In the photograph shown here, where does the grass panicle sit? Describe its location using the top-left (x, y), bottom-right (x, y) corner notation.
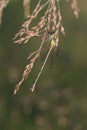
top-left (13, 0), bottom-right (79, 94)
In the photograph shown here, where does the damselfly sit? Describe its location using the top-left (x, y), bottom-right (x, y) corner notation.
top-left (31, 29), bottom-right (58, 92)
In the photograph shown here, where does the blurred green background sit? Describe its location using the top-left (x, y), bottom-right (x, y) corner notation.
top-left (0, 0), bottom-right (87, 130)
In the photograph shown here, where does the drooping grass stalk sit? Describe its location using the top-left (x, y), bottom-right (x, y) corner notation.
top-left (13, 0), bottom-right (79, 94)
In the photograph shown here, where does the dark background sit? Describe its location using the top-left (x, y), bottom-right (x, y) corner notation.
top-left (0, 0), bottom-right (87, 130)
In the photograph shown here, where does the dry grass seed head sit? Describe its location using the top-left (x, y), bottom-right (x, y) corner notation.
top-left (14, 0), bottom-right (79, 94)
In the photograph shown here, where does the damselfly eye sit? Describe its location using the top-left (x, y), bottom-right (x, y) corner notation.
top-left (48, 30), bottom-right (56, 35)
